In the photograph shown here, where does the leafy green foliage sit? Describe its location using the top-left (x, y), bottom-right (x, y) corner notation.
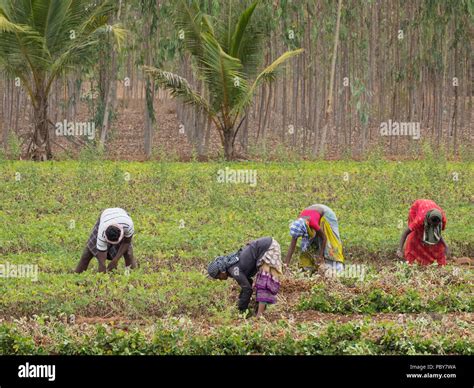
top-left (0, 159), bottom-right (472, 354)
top-left (299, 264), bottom-right (472, 314)
top-left (144, 0), bottom-right (303, 158)
top-left (0, 319), bottom-right (471, 355)
top-left (0, 0), bottom-right (124, 92)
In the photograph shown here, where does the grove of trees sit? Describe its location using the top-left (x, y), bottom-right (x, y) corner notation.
top-left (1, 0), bottom-right (472, 160)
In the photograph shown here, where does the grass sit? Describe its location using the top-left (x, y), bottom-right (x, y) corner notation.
top-left (0, 158), bottom-right (472, 354)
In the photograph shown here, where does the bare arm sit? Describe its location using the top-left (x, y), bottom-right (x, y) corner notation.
top-left (96, 251), bottom-right (107, 273)
top-left (285, 238), bottom-right (298, 265)
top-left (440, 237), bottom-right (450, 257)
top-left (316, 229), bottom-right (327, 262)
top-left (397, 227), bottom-right (411, 258)
top-left (107, 236), bottom-right (132, 271)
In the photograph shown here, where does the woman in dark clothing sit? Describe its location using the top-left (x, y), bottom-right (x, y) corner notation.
top-left (207, 237), bottom-right (282, 317)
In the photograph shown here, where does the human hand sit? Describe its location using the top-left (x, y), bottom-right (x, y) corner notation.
top-left (107, 261), bottom-right (118, 272)
top-left (445, 246), bottom-right (451, 258)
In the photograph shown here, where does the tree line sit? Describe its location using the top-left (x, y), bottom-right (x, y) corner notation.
top-left (0, 0), bottom-right (472, 160)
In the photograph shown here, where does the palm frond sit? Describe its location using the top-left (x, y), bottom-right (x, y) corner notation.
top-left (174, 0), bottom-right (211, 61)
top-left (0, 14), bottom-right (26, 33)
top-left (254, 49), bottom-right (304, 84)
top-left (109, 24), bottom-right (127, 50)
top-left (229, 0), bottom-right (258, 58)
top-left (200, 31), bottom-right (248, 116)
top-left (0, 0), bottom-right (122, 103)
top-left (213, 0), bottom-right (263, 79)
top-left (144, 66), bottom-right (213, 115)
top-left (231, 48), bottom-right (304, 116)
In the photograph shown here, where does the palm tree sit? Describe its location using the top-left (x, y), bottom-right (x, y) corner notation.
top-left (144, 0), bottom-right (303, 160)
top-left (0, 0), bottom-right (125, 160)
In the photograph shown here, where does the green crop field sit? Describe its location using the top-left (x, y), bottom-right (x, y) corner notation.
top-left (0, 158), bottom-right (472, 355)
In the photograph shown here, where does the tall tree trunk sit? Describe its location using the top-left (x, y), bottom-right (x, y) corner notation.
top-left (30, 86), bottom-right (52, 160)
top-left (319, 0), bottom-right (342, 157)
top-left (144, 78), bottom-right (155, 158)
top-left (99, 0), bottom-right (122, 149)
top-left (223, 129), bottom-right (234, 160)
top-left (143, 11), bottom-right (155, 159)
top-left (2, 76), bottom-right (9, 151)
top-left (282, 68), bottom-right (287, 142)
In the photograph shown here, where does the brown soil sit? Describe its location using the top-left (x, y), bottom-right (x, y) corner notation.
top-left (453, 257), bottom-right (473, 266)
top-left (6, 94), bottom-right (473, 161)
top-left (75, 316), bottom-right (135, 325)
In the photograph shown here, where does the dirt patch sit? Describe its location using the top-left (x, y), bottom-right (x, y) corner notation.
top-left (74, 315), bottom-right (145, 330)
top-left (136, 254), bottom-right (473, 274)
top-left (75, 316), bottom-right (135, 325)
top-left (280, 277), bottom-right (314, 294)
top-left (452, 257), bottom-right (473, 266)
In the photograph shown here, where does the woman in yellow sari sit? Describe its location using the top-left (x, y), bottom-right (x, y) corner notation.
top-left (284, 204), bottom-right (344, 273)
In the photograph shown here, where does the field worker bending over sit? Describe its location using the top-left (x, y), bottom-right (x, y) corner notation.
top-left (285, 204), bottom-right (345, 273)
top-left (397, 199), bottom-right (449, 266)
top-left (75, 208), bottom-right (137, 273)
top-left (207, 237), bottom-right (282, 318)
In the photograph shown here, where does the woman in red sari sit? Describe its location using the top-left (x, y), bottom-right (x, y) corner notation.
top-left (397, 199), bottom-right (450, 265)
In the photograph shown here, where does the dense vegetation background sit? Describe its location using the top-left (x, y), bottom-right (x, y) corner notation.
top-left (0, 0), bottom-right (472, 160)
top-left (0, 0), bottom-right (472, 355)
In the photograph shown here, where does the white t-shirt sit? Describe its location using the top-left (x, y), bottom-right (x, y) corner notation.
top-left (97, 208), bottom-right (134, 251)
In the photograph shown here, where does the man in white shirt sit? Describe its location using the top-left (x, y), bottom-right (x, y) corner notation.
top-left (75, 208), bottom-right (137, 273)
